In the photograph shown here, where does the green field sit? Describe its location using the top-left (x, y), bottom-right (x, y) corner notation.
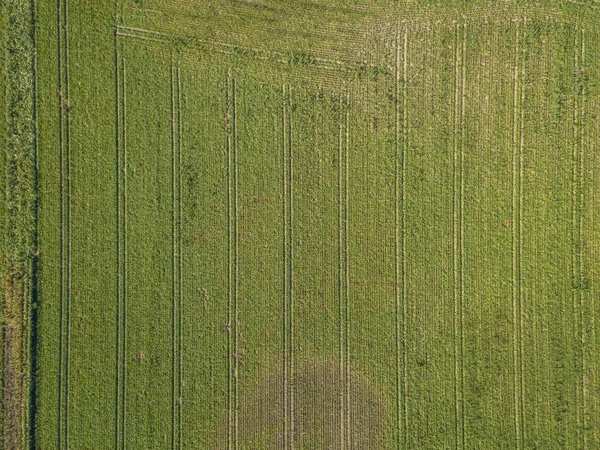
top-left (3, 0), bottom-right (600, 448)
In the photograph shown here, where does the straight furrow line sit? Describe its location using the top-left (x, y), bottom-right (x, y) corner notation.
top-left (177, 64), bottom-right (183, 450)
top-left (232, 74), bottom-right (239, 450)
top-left (282, 83), bottom-right (289, 450)
top-left (401, 28), bottom-right (408, 449)
top-left (226, 69), bottom-right (233, 450)
top-left (121, 57), bottom-right (128, 450)
top-left (518, 22), bottom-right (526, 448)
top-left (170, 58), bottom-right (176, 450)
top-left (393, 27), bottom-right (402, 450)
top-left (65, 0), bottom-right (73, 443)
top-left (571, 29), bottom-right (580, 446)
top-left (287, 85), bottom-right (295, 450)
top-left (344, 89), bottom-right (351, 450)
top-left (511, 22), bottom-right (523, 450)
top-left (573, 28), bottom-right (586, 449)
top-left (459, 23), bottom-right (467, 450)
top-left (57, 0), bottom-right (65, 442)
top-left (452, 23), bottom-right (459, 450)
top-left (451, 22), bottom-right (465, 450)
top-left (114, 29), bottom-right (121, 450)
top-left (169, 57), bottom-right (183, 450)
top-left (57, 0), bottom-right (72, 447)
top-left (113, 40), bottom-right (128, 450)
top-left (578, 29), bottom-right (586, 450)
top-left (589, 29), bottom-right (600, 450)
top-left (226, 69), bottom-right (239, 450)
top-left (337, 93), bottom-right (345, 450)
top-left (281, 83), bottom-right (295, 449)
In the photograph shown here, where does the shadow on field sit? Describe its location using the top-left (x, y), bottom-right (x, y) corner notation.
top-left (213, 358), bottom-right (386, 449)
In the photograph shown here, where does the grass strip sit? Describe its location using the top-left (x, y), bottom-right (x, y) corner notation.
top-left (2, 0), bottom-right (37, 448)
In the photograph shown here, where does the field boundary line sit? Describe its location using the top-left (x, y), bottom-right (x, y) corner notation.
top-left (2, 0), bottom-right (40, 445)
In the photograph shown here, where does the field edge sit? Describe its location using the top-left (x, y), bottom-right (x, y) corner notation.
top-left (1, 0), bottom-right (38, 448)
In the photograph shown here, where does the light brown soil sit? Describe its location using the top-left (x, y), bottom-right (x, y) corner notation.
top-left (215, 357), bottom-right (386, 449)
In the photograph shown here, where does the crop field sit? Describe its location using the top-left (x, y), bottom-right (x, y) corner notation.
top-left (2, 0), bottom-right (600, 448)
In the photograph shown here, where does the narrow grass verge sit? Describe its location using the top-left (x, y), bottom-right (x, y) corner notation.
top-left (2, 0), bottom-right (37, 448)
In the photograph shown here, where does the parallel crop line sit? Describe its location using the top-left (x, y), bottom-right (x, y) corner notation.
top-left (452, 22), bottom-right (466, 450)
top-left (570, 29), bottom-right (579, 447)
top-left (394, 27), bottom-right (409, 449)
top-left (344, 89), bottom-right (351, 450)
top-left (57, 0), bottom-right (71, 447)
top-left (518, 22), bottom-right (526, 449)
top-left (225, 71), bottom-right (240, 450)
top-left (579, 30), bottom-right (586, 450)
top-left (170, 58), bottom-right (176, 450)
top-left (452, 23), bottom-right (459, 450)
top-left (121, 57), bottom-right (128, 450)
top-left (287, 86), bottom-right (295, 450)
top-left (169, 58), bottom-right (183, 450)
top-left (337, 93), bottom-right (345, 450)
top-left (232, 75), bottom-right (239, 450)
top-left (511, 22), bottom-right (524, 450)
top-left (114, 29), bottom-right (121, 450)
top-left (573, 28), bottom-right (586, 450)
top-left (114, 40), bottom-right (128, 450)
top-left (282, 83), bottom-right (294, 450)
top-left (459, 23), bottom-right (467, 450)
top-left (393, 27), bottom-right (401, 450)
top-left (401, 29), bottom-right (409, 449)
top-left (226, 69), bottom-right (233, 450)
top-left (282, 84), bottom-right (288, 450)
top-left (177, 65), bottom-right (183, 450)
